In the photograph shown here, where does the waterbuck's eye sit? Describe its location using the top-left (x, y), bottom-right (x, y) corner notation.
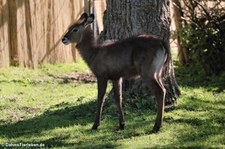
top-left (72, 28), bottom-right (78, 32)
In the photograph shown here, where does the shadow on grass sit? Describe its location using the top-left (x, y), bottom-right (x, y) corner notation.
top-left (0, 96), bottom-right (156, 148)
top-left (165, 113), bottom-right (224, 148)
top-left (1, 93), bottom-right (223, 148)
top-left (0, 99), bottom-right (95, 147)
top-left (40, 135), bottom-right (117, 148)
top-left (0, 94), bottom-right (224, 148)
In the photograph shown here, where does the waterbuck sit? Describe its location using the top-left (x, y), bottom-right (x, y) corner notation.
top-left (62, 13), bottom-right (170, 132)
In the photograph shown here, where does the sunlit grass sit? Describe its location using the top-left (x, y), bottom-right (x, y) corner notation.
top-left (0, 59), bottom-right (224, 148)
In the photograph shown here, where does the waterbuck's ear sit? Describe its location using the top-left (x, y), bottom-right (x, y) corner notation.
top-left (79, 13), bottom-right (88, 21)
top-left (86, 14), bottom-right (94, 24)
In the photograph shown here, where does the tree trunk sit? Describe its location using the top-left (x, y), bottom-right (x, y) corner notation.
top-left (99, 0), bottom-right (180, 104)
top-left (99, 0), bottom-right (171, 41)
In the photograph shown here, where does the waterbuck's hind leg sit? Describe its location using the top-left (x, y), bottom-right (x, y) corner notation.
top-left (92, 77), bottom-right (108, 130)
top-left (141, 48), bottom-right (167, 133)
top-left (143, 76), bottom-right (166, 133)
top-left (152, 62), bottom-right (166, 133)
top-left (152, 80), bottom-right (166, 133)
top-left (112, 78), bottom-right (125, 130)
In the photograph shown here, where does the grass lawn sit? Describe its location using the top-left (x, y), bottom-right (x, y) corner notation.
top-left (0, 60), bottom-right (224, 148)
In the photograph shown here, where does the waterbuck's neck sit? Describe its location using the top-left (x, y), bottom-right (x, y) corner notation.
top-left (76, 26), bottom-right (97, 65)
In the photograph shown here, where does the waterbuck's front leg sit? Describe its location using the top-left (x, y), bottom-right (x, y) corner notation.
top-left (92, 77), bottom-right (108, 130)
top-left (112, 78), bottom-right (125, 130)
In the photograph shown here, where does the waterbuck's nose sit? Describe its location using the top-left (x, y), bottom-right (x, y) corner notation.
top-left (62, 37), bottom-right (70, 45)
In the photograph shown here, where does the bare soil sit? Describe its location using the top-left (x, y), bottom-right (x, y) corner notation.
top-left (54, 73), bottom-right (97, 83)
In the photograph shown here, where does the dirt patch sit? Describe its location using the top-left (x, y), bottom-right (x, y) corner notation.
top-left (55, 73), bottom-right (97, 83)
top-left (20, 107), bottom-right (41, 114)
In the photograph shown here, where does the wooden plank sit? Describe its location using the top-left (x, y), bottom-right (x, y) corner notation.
top-left (8, 0), bottom-right (19, 66)
top-left (0, 0), bottom-right (10, 67)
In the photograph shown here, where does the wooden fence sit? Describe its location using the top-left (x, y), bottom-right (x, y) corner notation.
top-left (0, 0), bottom-right (105, 68)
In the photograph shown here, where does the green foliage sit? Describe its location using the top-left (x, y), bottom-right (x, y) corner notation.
top-left (121, 91), bottom-right (156, 110)
top-left (180, 0), bottom-right (225, 74)
top-left (0, 61), bottom-right (224, 148)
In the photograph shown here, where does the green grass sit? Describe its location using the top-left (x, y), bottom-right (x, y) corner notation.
top-left (0, 60), bottom-right (224, 148)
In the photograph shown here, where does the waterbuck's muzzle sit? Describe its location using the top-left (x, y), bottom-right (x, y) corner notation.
top-left (62, 37), bottom-right (70, 45)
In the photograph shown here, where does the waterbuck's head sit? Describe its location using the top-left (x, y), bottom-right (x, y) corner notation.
top-left (62, 13), bottom-right (94, 45)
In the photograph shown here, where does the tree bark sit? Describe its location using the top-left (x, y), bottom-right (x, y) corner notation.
top-left (99, 0), bottom-right (171, 42)
top-left (99, 0), bottom-right (180, 104)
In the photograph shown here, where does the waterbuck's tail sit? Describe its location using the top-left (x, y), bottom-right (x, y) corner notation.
top-left (162, 41), bottom-right (181, 105)
top-left (163, 41), bottom-right (171, 71)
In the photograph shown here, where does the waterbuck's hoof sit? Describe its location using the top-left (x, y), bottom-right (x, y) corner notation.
top-left (92, 124), bottom-right (99, 130)
top-left (152, 125), bottom-right (161, 133)
top-left (119, 123), bottom-right (125, 130)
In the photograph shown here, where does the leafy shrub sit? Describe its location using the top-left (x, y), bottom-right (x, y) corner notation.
top-left (180, 0), bottom-right (225, 75)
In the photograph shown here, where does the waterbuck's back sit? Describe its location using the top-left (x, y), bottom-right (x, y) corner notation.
top-left (90, 35), bottom-right (167, 80)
